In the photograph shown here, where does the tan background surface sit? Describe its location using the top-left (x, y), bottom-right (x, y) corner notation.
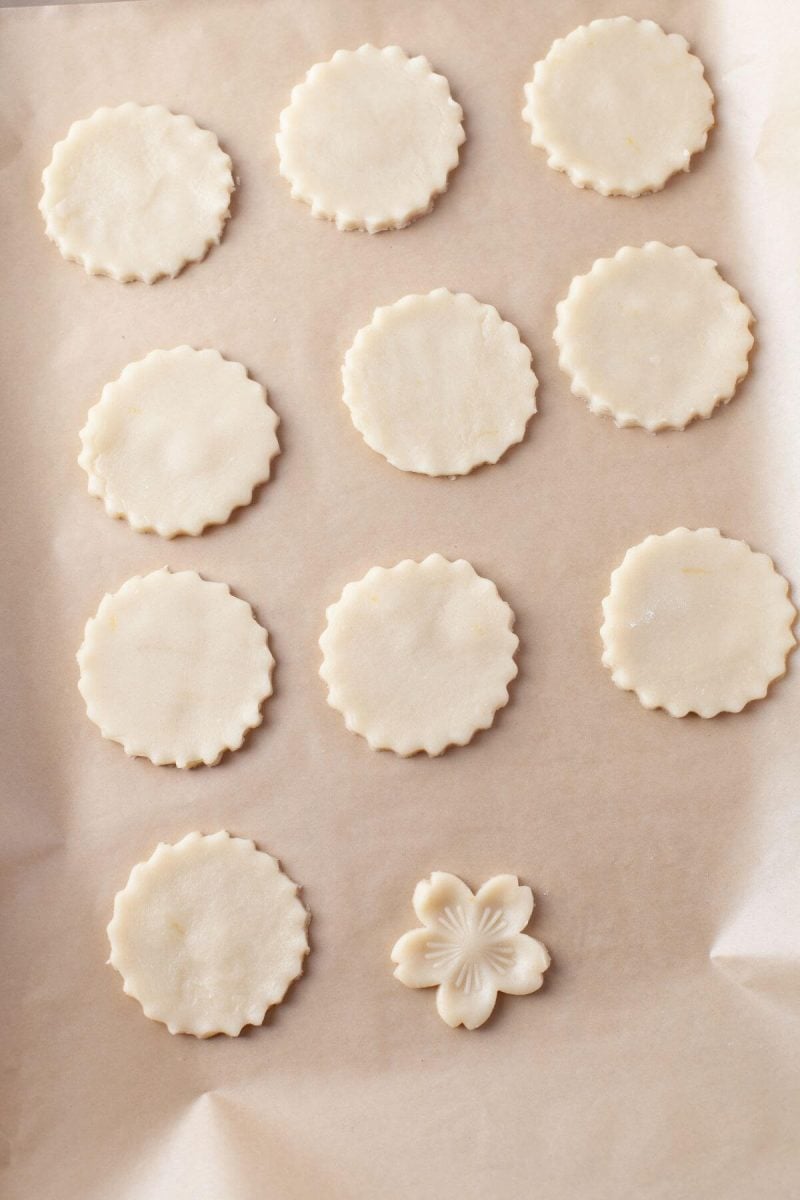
top-left (2, 1), bottom-right (799, 1196)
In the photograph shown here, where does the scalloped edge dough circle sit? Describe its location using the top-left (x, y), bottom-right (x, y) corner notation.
top-left (554, 243), bottom-right (754, 431)
top-left (78, 568), bottom-right (274, 767)
top-left (342, 290), bottom-right (538, 475)
top-left (40, 103), bottom-right (234, 282)
top-left (601, 528), bottom-right (796, 717)
top-left (108, 832), bottom-right (309, 1037)
top-left (79, 347), bottom-right (280, 537)
top-left (277, 45), bottom-right (464, 232)
top-left (522, 17), bottom-right (714, 197)
top-left (319, 554), bottom-right (518, 757)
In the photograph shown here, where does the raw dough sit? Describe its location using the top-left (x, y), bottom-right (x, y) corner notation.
top-left (522, 17), bottom-right (714, 197)
top-left (554, 243), bottom-right (754, 431)
top-left (277, 45), bottom-right (464, 232)
top-left (78, 568), bottom-right (273, 767)
top-left (601, 528), bottom-right (796, 717)
top-left (108, 831), bottom-right (309, 1037)
top-left (391, 872), bottom-right (550, 1030)
top-left (40, 103), bottom-right (234, 282)
top-left (342, 289), bottom-right (537, 475)
top-left (79, 347), bottom-right (280, 537)
top-left (319, 554), bottom-right (518, 756)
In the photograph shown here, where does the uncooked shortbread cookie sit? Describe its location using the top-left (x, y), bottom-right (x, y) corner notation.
top-left (320, 554), bottom-right (518, 756)
top-left (79, 347), bottom-right (280, 537)
top-left (554, 243), bottom-right (754, 431)
top-left (522, 17), bottom-right (714, 196)
top-left (342, 289), bottom-right (537, 475)
top-left (78, 568), bottom-right (273, 767)
top-left (601, 528), bottom-right (796, 717)
top-left (277, 45), bottom-right (464, 232)
top-left (392, 872), bottom-right (550, 1029)
top-left (108, 831), bottom-right (309, 1037)
top-left (40, 103), bottom-right (234, 282)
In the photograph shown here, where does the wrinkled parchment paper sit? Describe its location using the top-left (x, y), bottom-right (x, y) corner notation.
top-left (2, 1), bottom-right (799, 1196)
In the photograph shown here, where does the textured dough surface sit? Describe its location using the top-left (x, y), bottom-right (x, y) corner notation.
top-left (342, 289), bottom-right (537, 475)
top-left (40, 103), bottom-right (234, 282)
top-left (108, 831), bottom-right (309, 1037)
top-left (523, 17), bottom-right (714, 196)
top-left (601, 528), bottom-right (795, 718)
top-left (391, 872), bottom-right (550, 1030)
top-left (319, 554), bottom-right (518, 756)
top-left (277, 45), bottom-right (464, 232)
top-left (78, 568), bottom-right (273, 767)
top-left (79, 347), bottom-right (280, 537)
top-left (554, 243), bottom-right (754, 431)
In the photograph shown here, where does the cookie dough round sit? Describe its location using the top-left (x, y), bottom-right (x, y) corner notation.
top-left (79, 347), bottom-right (280, 537)
top-left (601, 528), bottom-right (796, 717)
top-left (522, 17), bottom-right (714, 196)
top-left (40, 103), bottom-right (234, 282)
top-left (78, 568), bottom-right (273, 767)
top-left (342, 290), bottom-right (537, 475)
top-left (277, 45), bottom-right (464, 232)
top-left (108, 831), bottom-right (309, 1037)
top-left (554, 243), bottom-right (754, 431)
top-left (319, 554), bottom-right (518, 756)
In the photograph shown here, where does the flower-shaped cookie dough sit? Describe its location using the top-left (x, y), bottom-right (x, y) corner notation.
top-left (391, 873), bottom-right (550, 1029)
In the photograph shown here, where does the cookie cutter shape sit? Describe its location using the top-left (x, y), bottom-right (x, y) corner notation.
top-left (277, 45), bottom-right (464, 232)
top-left (79, 347), bottom-right (280, 537)
top-left (40, 103), bottom-right (234, 282)
top-left (523, 17), bottom-right (714, 197)
top-left (392, 872), bottom-right (550, 1029)
top-left (320, 554), bottom-right (518, 757)
top-left (554, 243), bottom-right (754, 431)
top-left (342, 290), bottom-right (537, 475)
top-left (78, 568), bottom-right (273, 767)
top-left (108, 831), bottom-right (309, 1037)
top-left (601, 528), bottom-right (796, 717)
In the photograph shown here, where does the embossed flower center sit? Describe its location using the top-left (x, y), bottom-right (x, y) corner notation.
top-left (424, 904), bottom-right (515, 993)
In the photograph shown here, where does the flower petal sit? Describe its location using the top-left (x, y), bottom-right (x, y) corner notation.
top-left (435, 979), bottom-right (499, 1029)
top-left (496, 933), bottom-right (550, 995)
top-left (391, 927), bottom-right (445, 989)
top-left (412, 872), bottom-right (475, 928)
top-left (473, 875), bottom-right (533, 936)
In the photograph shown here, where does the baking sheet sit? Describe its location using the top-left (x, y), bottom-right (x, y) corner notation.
top-left (2, 0), bottom-right (799, 1196)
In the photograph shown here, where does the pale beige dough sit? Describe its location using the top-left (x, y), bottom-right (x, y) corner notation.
top-left (601, 528), bottom-right (796, 718)
top-left (277, 45), bottom-right (464, 232)
top-left (319, 554), bottom-right (518, 757)
top-left (554, 243), bottom-right (754, 431)
top-left (108, 831), bottom-right (309, 1038)
top-left (391, 872), bottom-right (550, 1029)
top-left (523, 17), bottom-right (714, 197)
top-left (78, 568), bottom-right (273, 767)
top-left (40, 103), bottom-right (234, 282)
top-left (342, 290), bottom-right (537, 475)
top-left (79, 347), bottom-right (280, 537)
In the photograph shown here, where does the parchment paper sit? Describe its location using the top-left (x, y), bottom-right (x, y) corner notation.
top-left (2, 1), bottom-right (799, 1196)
